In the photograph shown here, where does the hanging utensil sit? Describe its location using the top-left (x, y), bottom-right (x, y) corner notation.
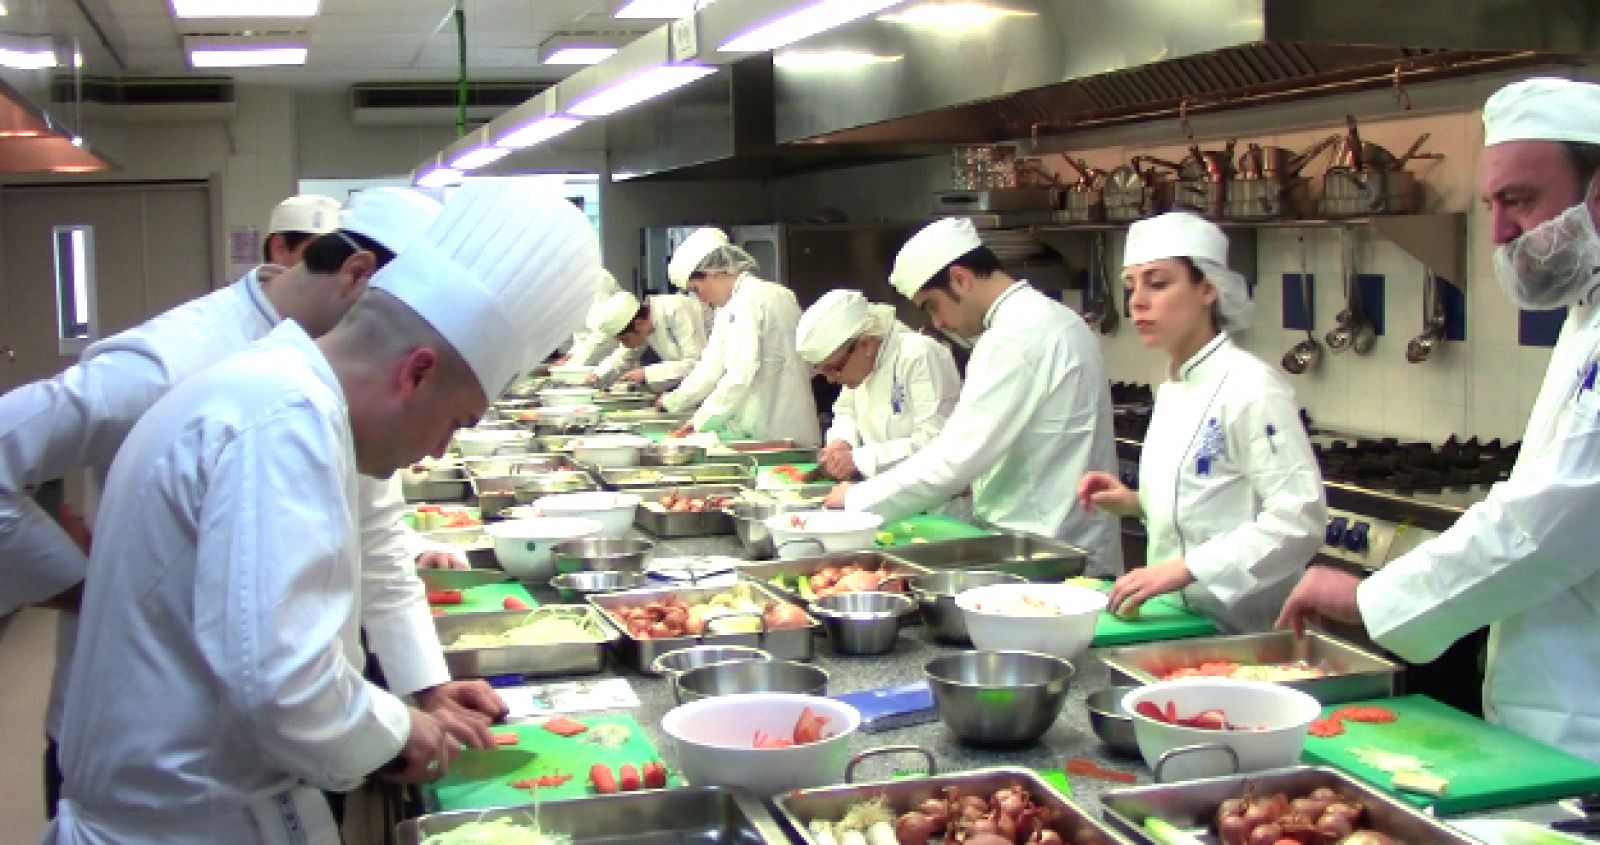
top-left (1406, 270), bottom-right (1449, 363)
top-left (1347, 230), bottom-right (1378, 355)
top-left (1325, 230), bottom-right (1355, 354)
top-left (1091, 231), bottom-right (1119, 334)
top-left (1282, 235), bottom-right (1323, 375)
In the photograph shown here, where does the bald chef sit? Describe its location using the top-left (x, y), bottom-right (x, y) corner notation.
top-left (796, 289), bottom-right (961, 480)
top-left (45, 179), bottom-right (600, 845)
top-left (826, 218), bottom-right (1122, 575)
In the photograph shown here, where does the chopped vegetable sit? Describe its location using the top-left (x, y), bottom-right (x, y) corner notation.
top-left (808, 819), bottom-right (840, 845)
top-left (642, 761), bottom-right (667, 789)
top-left (492, 732), bottom-right (520, 746)
top-left (1065, 757), bottom-right (1136, 784)
top-left (428, 590), bottom-right (464, 605)
top-left (579, 722), bottom-right (631, 749)
top-left (1333, 705), bottom-right (1399, 723)
top-left (418, 816), bottom-right (571, 845)
top-left (589, 763), bottom-right (617, 794)
top-left (1348, 746), bottom-right (1430, 775)
top-left (797, 575), bottom-right (817, 601)
top-left (1309, 717), bottom-right (1346, 738)
top-left (503, 596), bottom-right (531, 611)
top-left (618, 764), bottom-right (641, 792)
top-left (1391, 769), bottom-right (1449, 797)
top-left (449, 617), bottom-right (597, 649)
top-left (511, 774), bottom-right (573, 789)
top-left (541, 716), bottom-right (588, 737)
top-left (1143, 816), bottom-right (1206, 845)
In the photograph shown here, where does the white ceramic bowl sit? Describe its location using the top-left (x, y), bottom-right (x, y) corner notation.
top-left (527, 491), bottom-right (642, 538)
top-left (547, 365), bottom-right (595, 386)
top-left (764, 510), bottom-right (884, 560)
top-left (660, 693), bottom-right (861, 795)
top-left (954, 582), bottom-right (1107, 660)
top-left (571, 434), bottom-right (651, 468)
top-left (484, 516), bottom-right (604, 578)
top-left (1122, 678), bottom-right (1322, 783)
top-left (452, 428), bottom-right (531, 457)
top-left (539, 387), bottom-right (599, 407)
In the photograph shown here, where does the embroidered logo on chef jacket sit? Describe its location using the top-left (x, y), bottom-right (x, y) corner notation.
top-left (891, 377), bottom-right (907, 414)
top-left (1574, 358), bottom-right (1599, 402)
top-left (1195, 417), bottom-right (1226, 477)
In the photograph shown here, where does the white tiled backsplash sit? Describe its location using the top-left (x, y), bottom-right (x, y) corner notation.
top-left (1067, 109), bottom-right (1551, 443)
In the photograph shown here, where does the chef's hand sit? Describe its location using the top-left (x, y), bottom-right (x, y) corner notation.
top-left (416, 549), bottom-right (469, 570)
top-left (1076, 472), bottom-right (1142, 518)
top-left (384, 707), bottom-right (458, 784)
top-left (415, 681), bottom-right (507, 750)
top-left (621, 368), bottom-right (646, 384)
top-left (1108, 559), bottom-right (1194, 617)
top-left (1276, 565), bottom-right (1364, 636)
top-left (58, 501), bottom-right (92, 555)
top-left (653, 395), bottom-right (670, 412)
top-left (820, 446), bottom-right (857, 480)
top-left (822, 482), bottom-right (853, 509)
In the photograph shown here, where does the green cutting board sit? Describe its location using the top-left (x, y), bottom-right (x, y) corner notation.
top-left (428, 714), bottom-right (682, 811)
top-left (1301, 695), bottom-right (1600, 814)
top-left (877, 514), bottom-right (993, 546)
top-left (756, 462), bottom-right (820, 486)
top-left (435, 582), bottom-right (538, 615)
top-left (1076, 579), bottom-right (1218, 646)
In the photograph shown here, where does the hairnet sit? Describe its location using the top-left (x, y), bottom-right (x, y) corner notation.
top-left (694, 243), bottom-right (760, 278)
top-left (1193, 257), bottom-right (1254, 333)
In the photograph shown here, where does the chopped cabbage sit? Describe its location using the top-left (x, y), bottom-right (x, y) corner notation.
top-left (449, 617), bottom-right (596, 649)
top-left (420, 817), bottom-right (571, 845)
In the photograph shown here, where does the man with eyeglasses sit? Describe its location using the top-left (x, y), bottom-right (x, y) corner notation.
top-left (796, 289), bottom-right (960, 481)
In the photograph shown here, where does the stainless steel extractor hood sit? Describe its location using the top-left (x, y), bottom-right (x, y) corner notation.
top-left (772, 0), bottom-right (1599, 147)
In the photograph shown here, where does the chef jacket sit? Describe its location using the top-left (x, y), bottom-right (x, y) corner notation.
top-left (592, 293), bottom-right (708, 390)
top-left (661, 274), bottom-right (820, 446)
top-left (1357, 289), bottom-right (1600, 761)
top-left (845, 282), bottom-right (1122, 574)
top-left (46, 322), bottom-right (409, 845)
top-left (1138, 333), bottom-right (1326, 633)
top-left (825, 321), bottom-right (961, 476)
top-left (0, 268), bottom-right (446, 739)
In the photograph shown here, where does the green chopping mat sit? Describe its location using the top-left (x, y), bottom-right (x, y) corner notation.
top-left (1301, 695), bottom-right (1600, 814)
top-left (434, 582), bottom-right (538, 615)
top-left (1075, 579), bottom-right (1218, 646)
top-left (757, 462), bottom-right (820, 486)
top-left (428, 714), bottom-right (682, 811)
top-left (876, 514), bottom-right (993, 546)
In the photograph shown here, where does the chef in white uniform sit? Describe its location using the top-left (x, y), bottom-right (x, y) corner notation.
top-left (1076, 213), bottom-right (1325, 632)
top-left (45, 180), bottom-right (600, 845)
top-left (1278, 77), bottom-right (1600, 760)
top-left (587, 290), bottom-right (708, 390)
top-left (825, 218), bottom-right (1122, 575)
top-left (659, 230), bottom-right (820, 445)
top-left (264, 194), bottom-right (340, 266)
top-left (561, 269), bottom-right (623, 367)
top-left (796, 289), bottom-right (961, 479)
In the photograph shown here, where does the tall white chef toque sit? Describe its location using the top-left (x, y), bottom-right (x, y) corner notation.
top-left (796, 289), bottom-right (874, 364)
top-left (590, 290), bottom-right (641, 337)
top-left (1124, 211), bottom-right (1254, 333)
top-left (667, 227), bottom-right (730, 289)
top-left (337, 188), bottom-right (442, 254)
top-left (1483, 77), bottom-right (1600, 147)
top-left (372, 177), bottom-right (601, 399)
top-left (889, 217), bottom-right (984, 300)
top-left (269, 194), bottom-right (341, 235)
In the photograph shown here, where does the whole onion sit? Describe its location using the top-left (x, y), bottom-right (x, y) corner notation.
top-left (918, 798), bottom-right (950, 828)
top-left (967, 816), bottom-right (999, 838)
top-left (965, 835), bottom-right (1012, 845)
top-left (1036, 832), bottom-right (1063, 845)
top-left (995, 793), bottom-right (1025, 822)
top-left (894, 811), bottom-right (940, 845)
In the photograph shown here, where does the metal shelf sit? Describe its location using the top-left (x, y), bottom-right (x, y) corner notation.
top-left (1032, 212), bottom-right (1466, 284)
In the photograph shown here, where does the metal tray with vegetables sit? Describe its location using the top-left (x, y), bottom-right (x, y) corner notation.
top-left (598, 462), bottom-right (754, 490)
top-left (1099, 631), bottom-right (1400, 705)
top-left (586, 581), bottom-right (819, 671)
top-left (736, 552), bottom-right (931, 606)
top-left (631, 484), bottom-right (742, 538)
top-left (399, 786), bottom-right (792, 845)
top-left (1100, 765), bottom-right (1478, 845)
top-left (434, 605), bottom-right (618, 678)
top-left (776, 766), bottom-right (1131, 845)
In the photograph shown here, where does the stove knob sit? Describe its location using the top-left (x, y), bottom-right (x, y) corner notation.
top-left (1344, 521), bottom-right (1371, 552)
top-left (1325, 516), bottom-right (1348, 546)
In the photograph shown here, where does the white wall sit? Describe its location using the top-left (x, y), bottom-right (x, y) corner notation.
top-left (294, 90), bottom-right (458, 181)
top-left (597, 175), bottom-right (773, 290)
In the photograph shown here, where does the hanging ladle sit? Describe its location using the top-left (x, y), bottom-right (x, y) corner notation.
top-left (1406, 270), bottom-right (1449, 363)
top-left (1282, 234), bottom-right (1323, 375)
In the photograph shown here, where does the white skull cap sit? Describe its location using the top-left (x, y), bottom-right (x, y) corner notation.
top-left (590, 290), bottom-right (642, 337)
top-left (667, 227), bottom-right (730, 289)
top-left (1123, 212), bottom-right (1229, 268)
top-left (796, 289), bottom-right (872, 364)
top-left (372, 177), bottom-right (601, 399)
top-left (1483, 77), bottom-right (1600, 147)
top-left (890, 217), bottom-right (984, 300)
top-left (338, 188), bottom-right (442, 255)
top-left (269, 194), bottom-right (341, 235)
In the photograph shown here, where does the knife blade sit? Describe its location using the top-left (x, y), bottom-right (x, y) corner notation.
top-left (451, 748), bottom-right (540, 780)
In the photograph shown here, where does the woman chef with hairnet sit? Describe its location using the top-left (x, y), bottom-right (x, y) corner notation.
top-left (796, 289), bottom-right (961, 480)
top-left (1077, 213), bottom-right (1326, 633)
top-left (586, 289), bottom-right (707, 391)
top-left (658, 227), bottom-right (820, 445)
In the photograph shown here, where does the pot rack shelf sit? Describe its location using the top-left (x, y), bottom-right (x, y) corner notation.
top-left (1030, 212), bottom-right (1465, 286)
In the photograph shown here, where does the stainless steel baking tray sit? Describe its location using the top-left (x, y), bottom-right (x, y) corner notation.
top-left (737, 552), bottom-right (931, 606)
top-left (709, 439), bottom-right (818, 466)
top-left (1099, 630), bottom-right (1400, 705)
top-left (599, 463), bottom-right (753, 489)
top-left (632, 484), bottom-right (742, 538)
top-left (401, 786), bottom-right (792, 845)
top-left (434, 605), bottom-right (617, 678)
top-left (777, 766), bottom-right (1131, 845)
top-left (1101, 766), bottom-right (1478, 845)
top-left (587, 581), bottom-right (819, 671)
top-left (884, 533), bottom-right (1089, 581)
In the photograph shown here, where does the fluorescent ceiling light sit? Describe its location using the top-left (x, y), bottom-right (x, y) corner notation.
top-left (495, 116), bottom-right (584, 149)
top-left (448, 146), bottom-right (511, 171)
top-left (568, 65), bottom-right (716, 117)
top-left (543, 46), bottom-right (618, 65)
top-left (416, 167), bottom-right (463, 189)
top-left (613, 0), bottom-right (709, 19)
top-left (171, 0), bottom-right (321, 17)
top-left (189, 45), bottom-right (306, 67)
top-left (0, 44), bottom-right (58, 70)
top-left (878, 2), bottom-right (1036, 27)
top-left (772, 49), bottom-right (902, 70)
top-left (721, 0), bottom-right (903, 53)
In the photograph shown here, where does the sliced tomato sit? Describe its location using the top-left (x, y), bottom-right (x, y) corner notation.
top-left (1308, 717), bottom-right (1346, 738)
top-left (1163, 700), bottom-right (1178, 722)
top-left (1134, 701), bottom-right (1169, 722)
top-left (793, 707), bottom-right (830, 745)
top-left (1181, 709), bottom-right (1229, 731)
